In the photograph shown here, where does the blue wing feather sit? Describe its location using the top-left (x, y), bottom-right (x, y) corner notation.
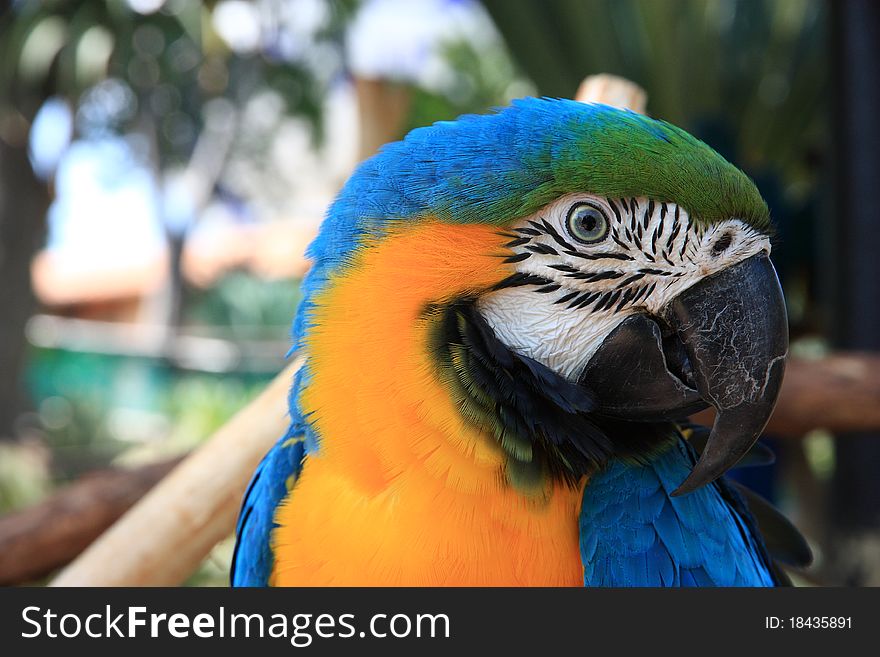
top-left (580, 438), bottom-right (778, 587)
top-left (230, 428), bottom-right (306, 587)
top-left (232, 354), bottom-right (318, 586)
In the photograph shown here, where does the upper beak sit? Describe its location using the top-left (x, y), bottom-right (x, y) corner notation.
top-left (578, 253), bottom-right (788, 495)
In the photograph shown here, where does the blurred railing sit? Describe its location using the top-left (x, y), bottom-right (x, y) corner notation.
top-left (26, 314), bottom-right (289, 374)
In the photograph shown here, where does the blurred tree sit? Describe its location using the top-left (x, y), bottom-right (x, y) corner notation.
top-left (0, 124), bottom-right (48, 439)
top-left (0, 0), bottom-right (357, 438)
top-left (348, 0), bottom-right (530, 160)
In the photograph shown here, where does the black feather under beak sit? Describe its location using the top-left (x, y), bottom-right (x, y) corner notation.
top-left (578, 253), bottom-right (788, 495)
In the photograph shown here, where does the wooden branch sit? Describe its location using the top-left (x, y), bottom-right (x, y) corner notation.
top-left (692, 353), bottom-right (880, 437)
top-left (0, 456), bottom-right (183, 585)
top-left (50, 358), bottom-right (301, 586)
top-left (575, 74), bottom-right (648, 113)
top-left (354, 77), bottom-right (413, 161)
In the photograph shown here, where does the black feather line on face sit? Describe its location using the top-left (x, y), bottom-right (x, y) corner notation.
top-left (666, 221), bottom-right (681, 252)
top-left (609, 198), bottom-right (623, 224)
top-left (525, 243), bottom-right (559, 256)
top-left (566, 291), bottom-right (593, 309)
top-left (631, 231), bottom-right (643, 251)
top-left (547, 263), bottom-right (580, 273)
top-left (617, 272), bottom-right (646, 287)
top-left (503, 252), bottom-right (532, 264)
top-left (537, 218), bottom-right (578, 252)
top-left (564, 250), bottom-right (634, 262)
top-left (428, 299), bottom-right (677, 490)
top-left (615, 287), bottom-right (637, 312)
top-left (492, 272), bottom-right (554, 291)
top-left (596, 289), bottom-right (623, 312)
top-left (574, 291), bottom-right (600, 309)
top-left (651, 223), bottom-right (661, 255)
top-left (611, 232), bottom-right (630, 251)
top-left (679, 232), bottom-right (690, 259)
top-left (555, 290), bottom-right (580, 305)
top-left (563, 270), bottom-right (623, 282)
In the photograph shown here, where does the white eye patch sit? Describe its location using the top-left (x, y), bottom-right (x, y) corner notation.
top-left (478, 194), bottom-right (771, 381)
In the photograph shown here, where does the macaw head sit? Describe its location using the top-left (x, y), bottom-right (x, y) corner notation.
top-left (297, 98), bottom-right (786, 496)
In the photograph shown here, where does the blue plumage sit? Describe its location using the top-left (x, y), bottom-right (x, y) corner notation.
top-left (230, 435), bottom-right (304, 586)
top-left (580, 438), bottom-right (777, 587)
top-left (230, 366), bottom-right (315, 585)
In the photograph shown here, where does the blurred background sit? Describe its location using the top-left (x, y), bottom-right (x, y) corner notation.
top-left (0, 0), bottom-right (878, 586)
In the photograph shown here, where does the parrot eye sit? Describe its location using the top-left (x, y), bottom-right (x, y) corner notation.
top-left (566, 202), bottom-right (609, 244)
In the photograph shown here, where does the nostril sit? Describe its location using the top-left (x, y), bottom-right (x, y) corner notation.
top-left (712, 232), bottom-right (733, 255)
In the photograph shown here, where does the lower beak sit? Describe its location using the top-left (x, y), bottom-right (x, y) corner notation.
top-left (579, 253), bottom-right (788, 495)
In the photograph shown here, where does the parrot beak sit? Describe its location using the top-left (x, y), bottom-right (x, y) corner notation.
top-left (578, 253), bottom-right (788, 495)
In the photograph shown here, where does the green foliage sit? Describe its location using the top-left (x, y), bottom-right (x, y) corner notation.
top-left (117, 374), bottom-right (266, 466)
top-left (482, 0), bottom-right (827, 191)
top-left (25, 346), bottom-right (273, 477)
top-left (185, 271), bottom-right (302, 336)
top-left (0, 0), bottom-right (356, 160)
top-left (26, 350), bottom-right (157, 478)
top-left (0, 442), bottom-right (51, 514)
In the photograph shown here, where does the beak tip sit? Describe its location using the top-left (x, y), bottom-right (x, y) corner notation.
top-left (670, 476), bottom-right (705, 497)
top-left (670, 446), bottom-right (731, 496)
top-left (663, 254), bottom-right (788, 496)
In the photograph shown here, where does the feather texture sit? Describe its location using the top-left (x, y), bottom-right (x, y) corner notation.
top-left (431, 298), bottom-right (677, 491)
top-left (580, 438), bottom-right (779, 586)
top-left (231, 368), bottom-right (313, 586)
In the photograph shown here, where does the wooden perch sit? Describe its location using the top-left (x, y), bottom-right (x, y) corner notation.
top-left (0, 456), bottom-right (183, 585)
top-left (769, 353), bottom-right (880, 436)
top-left (575, 74), bottom-right (648, 113)
top-left (50, 358), bottom-right (300, 586)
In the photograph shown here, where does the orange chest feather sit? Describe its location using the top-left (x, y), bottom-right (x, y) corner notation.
top-left (271, 222), bottom-right (584, 586)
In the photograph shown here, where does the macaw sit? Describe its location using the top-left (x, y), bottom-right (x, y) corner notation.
top-left (232, 98), bottom-right (810, 587)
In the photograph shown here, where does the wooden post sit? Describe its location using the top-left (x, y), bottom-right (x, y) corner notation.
top-left (575, 74), bottom-right (648, 114)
